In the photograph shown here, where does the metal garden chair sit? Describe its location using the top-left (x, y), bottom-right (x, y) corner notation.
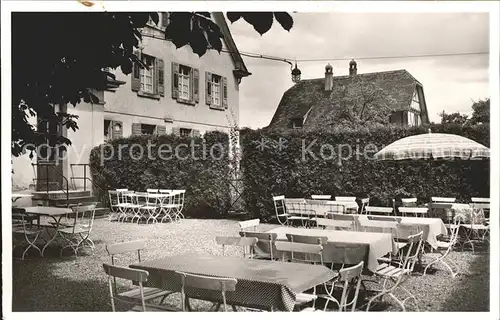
top-left (273, 195), bottom-right (290, 226)
top-left (105, 240), bottom-right (173, 305)
top-left (58, 203), bottom-right (97, 256)
top-left (215, 236), bottom-right (258, 258)
top-left (12, 208), bottom-right (43, 260)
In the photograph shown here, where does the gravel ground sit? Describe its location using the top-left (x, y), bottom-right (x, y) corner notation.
top-left (11, 218), bottom-right (489, 312)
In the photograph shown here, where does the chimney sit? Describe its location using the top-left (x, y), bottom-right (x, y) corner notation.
top-left (324, 63), bottom-right (333, 91)
top-left (349, 59), bottom-right (357, 76)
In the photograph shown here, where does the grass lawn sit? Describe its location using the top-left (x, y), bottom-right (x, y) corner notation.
top-left (11, 218), bottom-right (489, 311)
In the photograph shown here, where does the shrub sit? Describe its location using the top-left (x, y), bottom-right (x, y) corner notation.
top-left (89, 131), bottom-right (231, 218)
top-left (240, 124), bottom-right (490, 220)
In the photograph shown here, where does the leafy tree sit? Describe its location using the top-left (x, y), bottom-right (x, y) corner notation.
top-left (12, 12), bottom-right (293, 157)
top-left (440, 112), bottom-right (469, 125)
top-left (469, 98), bottom-right (490, 125)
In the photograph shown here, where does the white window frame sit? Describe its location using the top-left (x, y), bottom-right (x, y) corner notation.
top-left (140, 55), bottom-right (155, 94)
top-left (179, 65), bottom-right (191, 100)
top-left (211, 75), bottom-right (221, 106)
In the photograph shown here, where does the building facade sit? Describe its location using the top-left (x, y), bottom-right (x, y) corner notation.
top-left (12, 12), bottom-right (250, 191)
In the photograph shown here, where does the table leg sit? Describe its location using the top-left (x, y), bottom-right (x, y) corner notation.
top-left (41, 215), bottom-right (64, 257)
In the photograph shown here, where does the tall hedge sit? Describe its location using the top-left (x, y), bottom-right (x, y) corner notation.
top-left (89, 131), bottom-right (231, 218)
top-left (240, 124), bottom-right (489, 220)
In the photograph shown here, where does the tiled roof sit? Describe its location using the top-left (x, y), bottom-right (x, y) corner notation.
top-left (268, 69), bottom-right (426, 130)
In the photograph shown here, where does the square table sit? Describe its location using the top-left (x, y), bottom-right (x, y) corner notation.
top-left (23, 206), bottom-right (73, 256)
top-left (266, 226), bottom-right (396, 272)
top-left (130, 253), bottom-right (337, 311)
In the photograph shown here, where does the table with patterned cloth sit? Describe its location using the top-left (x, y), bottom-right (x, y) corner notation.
top-left (309, 201), bottom-right (359, 216)
top-left (129, 253), bottom-right (337, 311)
top-left (265, 227), bottom-right (397, 272)
top-left (354, 215), bottom-right (447, 249)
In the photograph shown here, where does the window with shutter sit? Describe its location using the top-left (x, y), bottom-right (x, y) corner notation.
top-left (111, 121), bottom-right (123, 139)
top-left (156, 125), bottom-right (167, 135)
top-left (179, 65), bottom-right (191, 100)
top-left (140, 55), bottom-right (155, 94)
top-left (205, 72), bottom-right (213, 107)
top-left (206, 72), bottom-right (226, 110)
top-left (157, 58), bottom-right (165, 96)
top-left (172, 62), bottom-right (180, 99)
top-left (132, 123), bottom-right (143, 136)
top-left (180, 128), bottom-right (192, 137)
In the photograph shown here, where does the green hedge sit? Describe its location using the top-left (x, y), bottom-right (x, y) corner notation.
top-left (240, 124), bottom-right (489, 220)
top-left (89, 131), bottom-right (231, 218)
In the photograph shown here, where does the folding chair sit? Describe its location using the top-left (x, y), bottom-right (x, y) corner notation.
top-left (58, 203), bottom-right (97, 256)
top-left (423, 214), bottom-right (464, 278)
top-left (366, 231), bottom-right (424, 312)
top-left (366, 206), bottom-right (393, 216)
top-left (12, 208), bottom-right (43, 260)
top-left (239, 231), bottom-right (277, 260)
top-left (176, 272), bottom-right (237, 312)
top-left (103, 263), bottom-right (173, 312)
top-left (273, 195), bottom-right (290, 226)
top-left (215, 236), bottom-right (258, 258)
top-left (238, 219), bottom-right (260, 232)
top-left (274, 241), bottom-right (324, 310)
top-left (304, 261), bottom-right (365, 312)
top-left (359, 198), bottom-right (370, 214)
top-left (108, 190), bottom-right (121, 221)
top-left (398, 207), bottom-right (428, 218)
top-left (461, 203), bottom-right (489, 253)
top-left (105, 240), bottom-right (173, 304)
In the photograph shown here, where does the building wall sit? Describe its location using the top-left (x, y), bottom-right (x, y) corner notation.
top-left (104, 24), bottom-right (239, 137)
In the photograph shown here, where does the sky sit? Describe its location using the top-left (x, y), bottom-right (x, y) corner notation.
top-left (227, 12), bottom-right (490, 129)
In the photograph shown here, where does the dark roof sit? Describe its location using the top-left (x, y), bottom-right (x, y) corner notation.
top-left (268, 69), bottom-right (428, 129)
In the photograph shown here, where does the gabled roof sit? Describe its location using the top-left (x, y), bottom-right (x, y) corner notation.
top-left (212, 12), bottom-right (251, 80)
top-left (268, 69), bottom-right (429, 130)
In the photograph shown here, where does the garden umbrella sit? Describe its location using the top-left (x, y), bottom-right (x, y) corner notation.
top-left (373, 129), bottom-right (490, 211)
top-left (374, 130), bottom-right (490, 161)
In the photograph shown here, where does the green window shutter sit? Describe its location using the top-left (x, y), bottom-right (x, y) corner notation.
top-left (172, 127), bottom-right (181, 136)
top-left (157, 58), bottom-right (165, 96)
top-left (222, 76), bottom-right (228, 109)
top-left (205, 72), bottom-right (212, 105)
top-left (131, 52), bottom-right (141, 92)
top-left (192, 129), bottom-right (201, 138)
top-left (156, 125), bottom-right (166, 135)
top-left (111, 121), bottom-right (123, 139)
top-left (132, 123), bottom-right (142, 136)
top-left (171, 62), bottom-right (179, 99)
top-left (193, 68), bottom-right (200, 103)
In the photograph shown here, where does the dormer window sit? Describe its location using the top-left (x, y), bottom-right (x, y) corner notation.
top-left (291, 118), bottom-right (303, 129)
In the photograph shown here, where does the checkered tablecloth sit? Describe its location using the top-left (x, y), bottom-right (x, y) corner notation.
top-left (266, 227), bottom-right (396, 272)
top-left (130, 253), bottom-right (336, 311)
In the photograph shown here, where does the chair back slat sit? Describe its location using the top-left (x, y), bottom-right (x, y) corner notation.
top-left (238, 219), bottom-right (260, 231)
top-left (239, 231), bottom-right (277, 241)
top-left (469, 203), bottom-right (490, 210)
top-left (316, 218), bottom-right (354, 230)
top-left (367, 215), bottom-right (401, 223)
top-left (216, 236), bottom-right (258, 247)
top-left (273, 195), bottom-right (285, 201)
top-left (311, 195), bottom-right (331, 200)
top-left (103, 263), bottom-right (149, 282)
top-left (335, 196), bottom-right (356, 202)
top-left (286, 233), bottom-right (328, 245)
top-left (398, 207), bottom-right (428, 215)
top-left (331, 214), bottom-right (357, 221)
top-left (275, 241), bottom-right (323, 255)
top-left (177, 272), bottom-right (237, 292)
top-left (339, 260), bottom-right (364, 282)
top-left (106, 240), bottom-right (146, 256)
top-left (366, 206), bottom-right (393, 215)
top-left (431, 197), bottom-right (456, 203)
top-left (401, 198), bottom-right (417, 203)
top-left (471, 197), bottom-right (490, 203)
